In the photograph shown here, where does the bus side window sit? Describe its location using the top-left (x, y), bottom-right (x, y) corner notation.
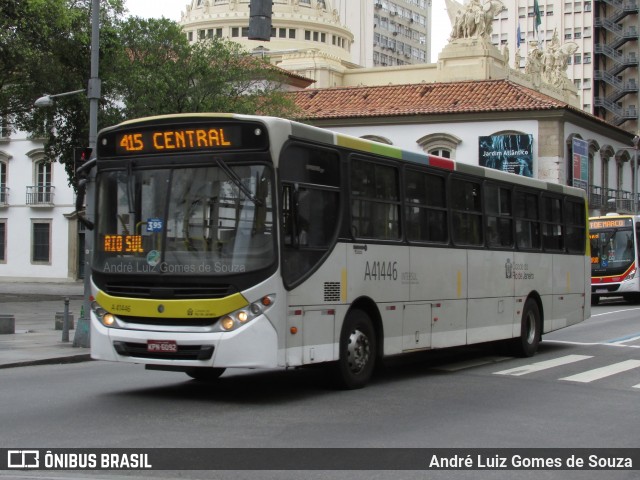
top-left (564, 199), bottom-right (586, 254)
top-left (485, 183), bottom-right (513, 248)
top-left (514, 189), bottom-right (541, 250)
top-left (450, 177), bottom-right (483, 246)
top-left (405, 169), bottom-right (448, 243)
top-left (350, 158), bottom-right (400, 240)
top-left (541, 195), bottom-right (563, 251)
top-left (636, 224), bottom-right (640, 259)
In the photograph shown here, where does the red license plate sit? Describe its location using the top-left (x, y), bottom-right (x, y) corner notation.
top-left (147, 340), bottom-right (178, 353)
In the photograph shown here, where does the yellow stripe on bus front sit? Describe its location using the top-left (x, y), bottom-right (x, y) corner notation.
top-left (95, 290), bottom-right (249, 319)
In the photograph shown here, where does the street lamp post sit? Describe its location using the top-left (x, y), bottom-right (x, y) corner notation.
top-left (34, 89), bottom-right (86, 108)
top-left (33, 0), bottom-right (100, 349)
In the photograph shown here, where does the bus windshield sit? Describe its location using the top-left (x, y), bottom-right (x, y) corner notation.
top-left (93, 163), bottom-right (274, 276)
top-left (590, 227), bottom-right (635, 275)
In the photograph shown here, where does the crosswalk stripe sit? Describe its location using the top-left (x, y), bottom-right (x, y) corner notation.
top-left (559, 360), bottom-right (640, 383)
top-left (493, 354), bottom-right (593, 376)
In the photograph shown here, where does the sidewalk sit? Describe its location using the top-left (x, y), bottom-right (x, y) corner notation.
top-left (0, 281), bottom-right (91, 369)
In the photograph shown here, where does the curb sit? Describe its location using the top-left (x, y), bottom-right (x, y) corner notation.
top-left (0, 353), bottom-right (92, 370)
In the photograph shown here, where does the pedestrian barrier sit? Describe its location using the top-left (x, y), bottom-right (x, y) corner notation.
top-left (0, 314), bottom-right (15, 334)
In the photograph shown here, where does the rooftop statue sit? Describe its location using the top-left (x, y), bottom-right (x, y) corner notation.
top-left (446, 0), bottom-right (506, 41)
top-left (525, 30), bottom-right (579, 89)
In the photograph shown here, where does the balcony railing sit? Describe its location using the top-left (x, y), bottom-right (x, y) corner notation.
top-left (589, 185), bottom-right (640, 213)
top-left (0, 187), bottom-right (8, 206)
top-left (26, 185), bottom-right (55, 206)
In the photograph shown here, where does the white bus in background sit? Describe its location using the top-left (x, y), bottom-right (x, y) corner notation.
top-left (85, 113), bottom-right (591, 389)
top-left (590, 214), bottom-right (640, 305)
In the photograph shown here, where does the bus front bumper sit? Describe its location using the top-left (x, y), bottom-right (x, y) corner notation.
top-left (90, 313), bottom-right (279, 369)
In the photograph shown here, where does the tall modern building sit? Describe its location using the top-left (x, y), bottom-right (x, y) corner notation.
top-left (490, 0), bottom-right (638, 134)
top-left (179, 0), bottom-right (433, 86)
top-left (593, 0), bottom-right (638, 132)
top-left (337, 0), bottom-right (432, 67)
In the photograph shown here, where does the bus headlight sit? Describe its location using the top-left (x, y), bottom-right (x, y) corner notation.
top-left (91, 300), bottom-right (117, 327)
top-left (625, 269), bottom-right (636, 281)
top-left (217, 294), bottom-right (275, 332)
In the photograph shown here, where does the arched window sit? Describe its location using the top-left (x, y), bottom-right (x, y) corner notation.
top-left (416, 133), bottom-right (461, 160)
top-left (600, 145), bottom-right (615, 196)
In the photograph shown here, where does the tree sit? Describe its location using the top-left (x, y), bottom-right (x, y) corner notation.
top-left (5, 0), bottom-right (125, 187)
top-left (112, 18), bottom-right (298, 119)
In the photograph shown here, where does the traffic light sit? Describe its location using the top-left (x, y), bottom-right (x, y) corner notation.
top-left (248, 0), bottom-right (272, 41)
top-left (74, 147), bottom-right (92, 173)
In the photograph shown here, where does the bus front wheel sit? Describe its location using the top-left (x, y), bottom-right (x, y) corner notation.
top-left (512, 299), bottom-right (541, 357)
top-left (186, 367), bottom-right (226, 381)
top-left (335, 309), bottom-right (376, 389)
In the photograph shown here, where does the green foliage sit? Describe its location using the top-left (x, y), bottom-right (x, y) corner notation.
top-left (2, 2), bottom-right (299, 188)
top-left (113, 18), bottom-right (298, 118)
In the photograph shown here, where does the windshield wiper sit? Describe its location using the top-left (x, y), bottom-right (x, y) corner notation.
top-left (215, 157), bottom-right (263, 206)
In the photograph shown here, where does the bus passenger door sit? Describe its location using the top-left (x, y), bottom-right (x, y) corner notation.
top-left (403, 303), bottom-right (431, 351)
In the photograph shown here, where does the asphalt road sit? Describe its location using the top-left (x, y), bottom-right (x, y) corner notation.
top-left (1, 299), bottom-right (639, 480)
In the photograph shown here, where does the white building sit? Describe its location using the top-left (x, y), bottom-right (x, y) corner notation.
top-left (0, 127), bottom-right (82, 282)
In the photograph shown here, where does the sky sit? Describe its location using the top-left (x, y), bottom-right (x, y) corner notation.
top-left (124, 0), bottom-right (451, 63)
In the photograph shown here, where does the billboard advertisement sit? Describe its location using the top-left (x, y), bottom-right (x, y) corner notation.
top-left (572, 137), bottom-right (589, 191)
top-left (479, 134), bottom-right (534, 177)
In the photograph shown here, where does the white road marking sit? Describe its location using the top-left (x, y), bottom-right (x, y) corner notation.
top-left (560, 360), bottom-right (640, 383)
top-left (493, 355), bottom-right (593, 376)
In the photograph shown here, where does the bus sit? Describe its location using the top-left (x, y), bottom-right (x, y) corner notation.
top-left (589, 214), bottom-right (640, 305)
top-left (86, 113), bottom-right (590, 389)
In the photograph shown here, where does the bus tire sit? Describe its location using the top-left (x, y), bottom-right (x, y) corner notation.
top-left (335, 309), bottom-right (376, 389)
top-left (186, 367), bottom-right (225, 381)
top-left (512, 299), bottom-right (541, 357)
top-left (591, 294), bottom-right (600, 306)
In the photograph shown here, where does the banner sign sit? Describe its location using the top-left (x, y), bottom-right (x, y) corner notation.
top-left (2, 448), bottom-right (638, 471)
top-left (479, 134), bottom-right (534, 177)
top-left (572, 137), bottom-right (589, 191)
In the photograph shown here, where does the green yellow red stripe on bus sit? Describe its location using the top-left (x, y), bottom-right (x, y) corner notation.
top-left (335, 133), bottom-right (454, 170)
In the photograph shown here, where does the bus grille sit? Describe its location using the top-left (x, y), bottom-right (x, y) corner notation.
top-left (117, 316), bottom-right (218, 327)
top-left (592, 285), bottom-right (620, 293)
top-left (113, 341), bottom-right (214, 360)
top-left (103, 282), bottom-right (237, 299)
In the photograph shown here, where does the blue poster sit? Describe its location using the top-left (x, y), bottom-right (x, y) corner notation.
top-left (479, 134), bottom-right (534, 177)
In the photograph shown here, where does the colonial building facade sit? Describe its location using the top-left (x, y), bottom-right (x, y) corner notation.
top-left (0, 128), bottom-right (82, 282)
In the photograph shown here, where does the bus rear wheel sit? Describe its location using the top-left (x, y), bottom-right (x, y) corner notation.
top-left (186, 367), bottom-right (225, 381)
top-left (512, 299), bottom-right (541, 357)
top-left (335, 309), bottom-right (376, 389)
